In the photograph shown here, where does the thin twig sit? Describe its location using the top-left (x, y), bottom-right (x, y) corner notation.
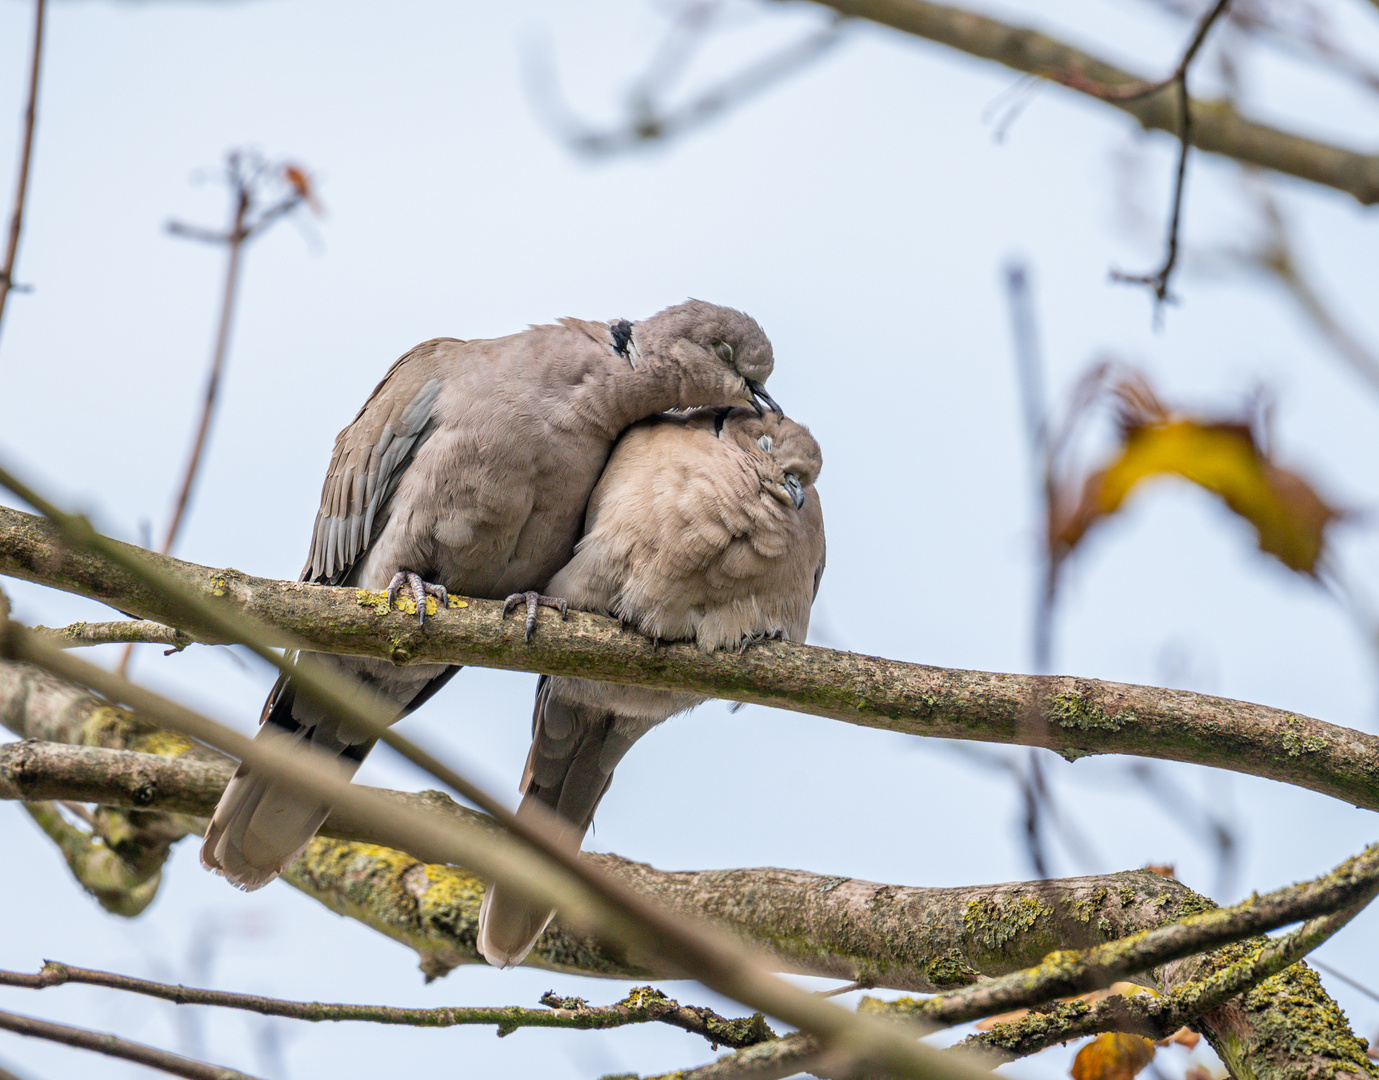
top-left (119, 151), bottom-right (307, 675)
top-left (0, 965), bottom-right (774, 1050)
top-left (0, 1007), bottom-right (259, 1080)
top-left (530, 16), bottom-right (845, 156)
top-left (0, 0), bottom-right (46, 345)
top-left (1104, 0), bottom-right (1231, 308)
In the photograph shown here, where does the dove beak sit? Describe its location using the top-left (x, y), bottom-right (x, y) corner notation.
top-left (747, 380), bottom-right (782, 416)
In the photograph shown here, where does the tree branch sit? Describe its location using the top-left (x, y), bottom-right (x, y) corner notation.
top-left (0, 0), bottom-right (45, 344)
top-left (0, 963), bottom-right (774, 1050)
top-left (957, 900), bottom-right (1371, 1061)
top-left (33, 619), bottom-right (192, 649)
top-left (0, 1007), bottom-right (258, 1080)
top-left (3, 504), bottom-right (1377, 814)
top-left (789, 0), bottom-right (1379, 205)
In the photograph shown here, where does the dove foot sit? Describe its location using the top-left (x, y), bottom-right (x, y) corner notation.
top-left (737, 628), bottom-right (786, 654)
top-left (502, 591), bottom-right (569, 641)
top-left (386, 570), bottom-right (451, 627)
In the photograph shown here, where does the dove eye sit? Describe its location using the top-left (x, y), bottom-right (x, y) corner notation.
top-left (715, 341), bottom-right (734, 364)
top-left (757, 435), bottom-right (773, 452)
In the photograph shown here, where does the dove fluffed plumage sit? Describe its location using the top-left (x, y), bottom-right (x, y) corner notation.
top-left (477, 406), bottom-right (826, 967)
top-left (201, 302), bottom-right (781, 890)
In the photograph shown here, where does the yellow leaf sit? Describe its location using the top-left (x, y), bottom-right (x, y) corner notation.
top-left (1071, 1032), bottom-right (1157, 1080)
top-left (1055, 418), bottom-right (1340, 575)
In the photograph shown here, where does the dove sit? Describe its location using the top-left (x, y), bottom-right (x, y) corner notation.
top-left (477, 406), bottom-right (825, 967)
top-left (202, 302), bottom-right (781, 890)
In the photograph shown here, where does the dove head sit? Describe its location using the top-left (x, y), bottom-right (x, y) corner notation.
top-left (720, 407), bottom-right (822, 510)
top-left (634, 300), bottom-right (779, 415)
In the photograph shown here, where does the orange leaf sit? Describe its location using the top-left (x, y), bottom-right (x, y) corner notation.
top-left (1157, 1026), bottom-right (1201, 1050)
top-left (1071, 1032), bottom-right (1157, 1080)
top-left (282, 164), bottom-right (323, 214)
top-left (975, 1007), bottom-right (1030, 1030)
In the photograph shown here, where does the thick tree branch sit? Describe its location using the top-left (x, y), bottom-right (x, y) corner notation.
top-left (957, 901), bottom-right (1370, 1060)
top-left (791, 0), bottom-right (1379, 205)
top-left (2, 504), bottom-right (1376, 814)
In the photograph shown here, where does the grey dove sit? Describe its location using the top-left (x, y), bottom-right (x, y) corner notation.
top-left (477, 406), bottom-right (825, 967)
top-left (201, 301), bottom-right (781, 890)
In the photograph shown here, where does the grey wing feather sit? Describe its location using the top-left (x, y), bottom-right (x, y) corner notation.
top-left (304, 343), bottom-right (452, 585)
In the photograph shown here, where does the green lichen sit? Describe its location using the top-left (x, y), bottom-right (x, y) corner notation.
top-left (1049, 692), bottom-right (1134, 733)
top-left (1279, 715), bottom-right (1329, 757)
top-left (924, 950), bottom-right (981, 990)
top-left (964, 893), bottom-right (1053, 953)
top-left (1192, 939), bottom-right (1376, 1079)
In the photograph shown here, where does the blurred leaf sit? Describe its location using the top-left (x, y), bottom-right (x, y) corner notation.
top-left (1158, 1026), bottom-right (1201, 1050)
top-left (1051, 372), bottom-right (1342, 575)
top-left (1071, 1032), bottom-right (1157, 1080)
top-left (283, 163), bottom-right (323, 214)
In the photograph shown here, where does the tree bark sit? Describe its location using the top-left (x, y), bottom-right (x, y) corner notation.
top-left (2, 505), bottom-right (1376, 813)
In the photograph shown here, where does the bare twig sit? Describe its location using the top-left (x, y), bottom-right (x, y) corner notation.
top-left (119, 151), bottom-right (311, 675)
top-left (0, 1007), bottom-right (259, 1080)
top-left (1220, 185), bottom-right (1379, 397)
top-left (0, 0), bottom-right (46, 345)
top-left (530, 14), bottom-right (845, 155)
top-left (0, 965), bottom-right (774, 1050)
top-left (1106, 0), bottom-right (1232, 308)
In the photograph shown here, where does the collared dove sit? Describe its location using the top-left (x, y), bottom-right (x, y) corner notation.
top-left (202, 301), bottom-right (782, 890)
top-left (476, 406), bottom-right (825, 968)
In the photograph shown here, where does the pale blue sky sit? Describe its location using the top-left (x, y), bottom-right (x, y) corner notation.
top-left (2, 2), bottom-right (1378, 1077)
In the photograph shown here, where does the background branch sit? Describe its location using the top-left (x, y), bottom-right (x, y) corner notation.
top-left (0, 963), bottom-right (774, 1050)
top-left (792, 0), bottom-right (1379, 204)
top-left (0, 1007), bottom-right (258, 1080)
top-left (0, 0), bottom-right (45, 344)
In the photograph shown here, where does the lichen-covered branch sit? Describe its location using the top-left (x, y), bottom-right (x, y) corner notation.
top-left (5, 672), bottom-right (1374, 1080)
top-left (0, 963), bottom-right (773, 1050)
top-left (35, 619), bottom-right (192, 650)
top-left (958, 902), bottom-right (1371, 1061)
top-left (3, 504), bottom-right (1377, 814)
top-left (792, 0), bottom-right (1379, 205)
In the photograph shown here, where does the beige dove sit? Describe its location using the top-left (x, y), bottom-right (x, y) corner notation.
top-left (477, 406), bottom-right (826, 967)
top-left (202, 302), bottom-right (781, 890)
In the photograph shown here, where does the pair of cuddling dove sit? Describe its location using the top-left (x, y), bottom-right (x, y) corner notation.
top-left (200, 300), bottom-right (826, 968)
